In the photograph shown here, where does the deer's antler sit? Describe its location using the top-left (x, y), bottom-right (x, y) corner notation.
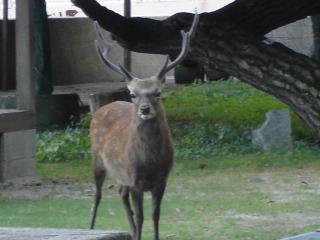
top-left (157, 12), bottom-right (199, 80)
top-left (94, 21), bottom-right (135, 81)
top-left (94, 12), bottom-right (199, 81)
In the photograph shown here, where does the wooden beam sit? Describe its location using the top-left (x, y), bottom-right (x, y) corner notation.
top-left (15, 0), bottom-right (36, 113)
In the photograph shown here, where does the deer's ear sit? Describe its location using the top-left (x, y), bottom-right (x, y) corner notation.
top-left (126, 84), bottom-right (133, 92)
top-left (126, 80), bottom-right (136, 93)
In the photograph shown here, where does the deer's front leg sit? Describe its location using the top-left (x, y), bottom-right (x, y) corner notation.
top-left (119, 186), bottom-right (136, 237)
top-left (151, 183), bottom-right (166, 240)
top-left (131, 187), bottom-right (144, 240)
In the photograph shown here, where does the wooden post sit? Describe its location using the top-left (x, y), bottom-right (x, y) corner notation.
top-left (15, 0), bottom-right (36, 112)
top-left (1, 0), bottom-right (9, 90)
top-left (123, 0), bottom-right (131, 72)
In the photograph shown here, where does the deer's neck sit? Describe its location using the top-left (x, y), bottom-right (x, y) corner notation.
top-left (131, 106), bottom-right (168, 144)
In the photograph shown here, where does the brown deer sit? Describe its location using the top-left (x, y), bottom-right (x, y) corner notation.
top-left (89, 14), bottom-right (199, 240)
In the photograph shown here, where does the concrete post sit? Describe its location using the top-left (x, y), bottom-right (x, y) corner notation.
top-left (16, 0), bottom-right (36, 112)
top-left (0, 0), bottom-right (37, 182)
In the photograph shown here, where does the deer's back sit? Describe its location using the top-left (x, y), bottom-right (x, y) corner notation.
top-left (90, 101), bottom-right (133, 184)
top-left (91, 101), bottom-right (132, 133)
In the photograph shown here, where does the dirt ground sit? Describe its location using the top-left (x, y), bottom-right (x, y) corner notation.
top-left (0, 177), bottom-right (118, 200)
top-left (1, 169), bottom-right (320, 201)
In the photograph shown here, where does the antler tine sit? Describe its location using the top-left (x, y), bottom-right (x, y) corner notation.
top-left (94, 21), bottom-right (134, 81)
top-left (157, 13), bottom-right (199, 80)
top-left (189, 9), bottom-right (199, 38)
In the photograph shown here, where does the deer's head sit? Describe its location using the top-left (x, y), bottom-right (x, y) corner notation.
top-left (94, 14), bottom-right (199, 120)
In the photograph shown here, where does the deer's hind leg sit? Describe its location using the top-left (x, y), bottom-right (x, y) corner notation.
top-left (119, 186), bottom-right (136, 237)
top-left (90, 159), bottom-right (106, 229)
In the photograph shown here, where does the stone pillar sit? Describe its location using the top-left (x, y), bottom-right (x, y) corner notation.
top-left (0, 0), bottom-right (37, 182)
top-left (0, 130), bottom-right (36, 181)
top-left (252, 109), bottom-right (293, 152)
top-left (16, 0), bottom-right (36, 112)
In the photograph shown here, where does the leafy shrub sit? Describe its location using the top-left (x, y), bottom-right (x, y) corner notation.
top-left (36, 128), bottom-right (90, 163)
top-left (78, 112), bottom-right (92, 129)
top-left (172, 121), bottom-right (257, 158)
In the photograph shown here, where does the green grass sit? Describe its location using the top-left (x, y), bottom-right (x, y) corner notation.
top-left (38, 159), bottom-right (92, 180)
top-left (35, 147), bottom-right (320, 240)
top-left (1, 79), bottom-right (320, 239)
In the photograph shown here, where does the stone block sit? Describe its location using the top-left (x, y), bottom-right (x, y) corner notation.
top-left (279, 230), bottom-right (320, 240)
top-left (252, 109), bottom-right (293, 151)
top-left (0, 129), bottom-right (36, 182)
top-left (1, 129), bottom-right (36, 159)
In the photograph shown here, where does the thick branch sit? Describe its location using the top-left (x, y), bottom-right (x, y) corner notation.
top-left (213, 0), bottom-right (320, 35)
top-left (72, 0), bottom-right (178, 52)
top-left (72, 0), bottom-right (320, 52)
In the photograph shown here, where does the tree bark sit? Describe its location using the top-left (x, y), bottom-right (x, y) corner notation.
top-left (72, 0), bottom-right (320, 138)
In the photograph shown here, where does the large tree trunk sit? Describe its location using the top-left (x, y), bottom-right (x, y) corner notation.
top-left (72, 0), bottom-right (320, 138)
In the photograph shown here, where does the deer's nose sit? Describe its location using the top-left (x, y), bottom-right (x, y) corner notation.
top-left (140, 105), bottom-right (151, 115)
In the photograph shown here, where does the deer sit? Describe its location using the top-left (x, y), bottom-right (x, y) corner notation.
top-left (89, 13), bottom-right (199, 240)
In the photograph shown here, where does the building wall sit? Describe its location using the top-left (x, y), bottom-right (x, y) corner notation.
top-left (49, 18), bottom-right (169, 85)
top-left (267, 17), bottom-right (313, 57)
top-left (49, 17), bottom-right (313, 85)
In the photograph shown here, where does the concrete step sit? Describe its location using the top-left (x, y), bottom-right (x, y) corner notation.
top-left (0, 227), bottom-right (132, 240)
top-left (280, 230), bottom-right (320, 240)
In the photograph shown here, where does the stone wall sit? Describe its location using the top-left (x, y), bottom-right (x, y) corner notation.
top-left (0, 130), bottom-right (36, 181)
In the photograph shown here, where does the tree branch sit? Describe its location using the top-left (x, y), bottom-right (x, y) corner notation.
top-left (228, 0), bottom-right (320, 35)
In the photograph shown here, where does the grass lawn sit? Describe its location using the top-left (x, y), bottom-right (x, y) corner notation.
top-left (1, 150), bottom-right (320, 240)
top-left (1, 79), bottom-right (320, 239)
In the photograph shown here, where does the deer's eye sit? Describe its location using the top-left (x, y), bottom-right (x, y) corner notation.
top-left (130, 93), bottom-right (136, 99)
